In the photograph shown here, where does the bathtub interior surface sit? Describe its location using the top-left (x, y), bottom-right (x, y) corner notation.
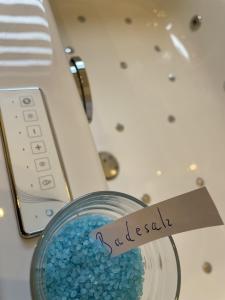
top-left (50, 1), bottom-right (225, 299)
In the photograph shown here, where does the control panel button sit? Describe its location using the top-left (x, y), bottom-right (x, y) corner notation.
top-left (27, 125), bottom-right (42, 138)
top-left (23, 110), bottom-right (38, 122)
top-left (39, 175), bottom-right (55, 190)
top-left (20, 96), bottom-right (35, 107)
top-left (45, 209), bottom-right (54, 217)
top-left (31, 141), bottom-right (46, 154)
top-left (35, 157), bottom-right (50, 172)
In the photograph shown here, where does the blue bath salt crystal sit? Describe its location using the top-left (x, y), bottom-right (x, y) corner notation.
top-left (43, 214), bottom-right (144, 300)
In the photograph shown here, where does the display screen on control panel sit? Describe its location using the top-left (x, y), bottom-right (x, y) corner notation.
top-left (0, 87), bottom-right (71, 237)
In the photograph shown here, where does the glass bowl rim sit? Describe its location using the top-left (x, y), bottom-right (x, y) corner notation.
top-left (30, 190), bottom-right (181, 300)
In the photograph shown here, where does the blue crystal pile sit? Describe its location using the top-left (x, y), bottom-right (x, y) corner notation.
top-left (43, 214), bottom-right (144, 300)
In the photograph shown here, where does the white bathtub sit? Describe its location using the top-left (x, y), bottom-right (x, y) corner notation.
top-left (50, 1), bottom-right (225, 299)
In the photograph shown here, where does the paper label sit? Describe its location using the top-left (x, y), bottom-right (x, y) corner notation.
top-left (91, 187), bottom-right (224, 256)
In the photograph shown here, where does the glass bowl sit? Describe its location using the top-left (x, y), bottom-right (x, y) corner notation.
top-left (30, 191), bottom-right (181, 300)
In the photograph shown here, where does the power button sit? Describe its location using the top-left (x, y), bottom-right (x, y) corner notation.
top-left (20, 96), bottom-right (35, 107)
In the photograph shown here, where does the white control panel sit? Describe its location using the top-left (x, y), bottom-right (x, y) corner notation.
top-left (0, 88), bottom-right (71, 237)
